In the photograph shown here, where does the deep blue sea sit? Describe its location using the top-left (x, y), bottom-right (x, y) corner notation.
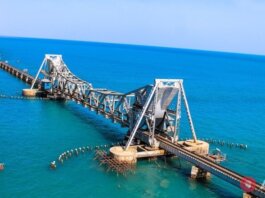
top-left (0, 37), bottom-right (265, 198)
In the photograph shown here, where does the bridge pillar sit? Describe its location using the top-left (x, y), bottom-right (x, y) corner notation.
top-left (22, 89), bottom-right (38, 97)
top-left (179, 139), bottom-right (209, 155)
top-left (110, 146), bottom-right (137, 164)
top-left (191, 165), bottom-right (211, 179)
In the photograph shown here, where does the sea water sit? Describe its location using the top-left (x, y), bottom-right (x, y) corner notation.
top-left (0, 37), bottom-right (265, 198)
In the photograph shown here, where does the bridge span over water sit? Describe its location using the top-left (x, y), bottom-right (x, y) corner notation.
top-left (0, 55), bottom-right (264, 198)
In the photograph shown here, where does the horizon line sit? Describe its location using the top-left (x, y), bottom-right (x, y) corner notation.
top-left (1, 35), bottom-right (265, 58)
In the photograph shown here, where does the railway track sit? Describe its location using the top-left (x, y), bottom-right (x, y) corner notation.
top-left (156, 135), bottom-right (265, 198)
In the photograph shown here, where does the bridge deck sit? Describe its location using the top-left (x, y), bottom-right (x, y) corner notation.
top-left (155, 135), bottom-right (265, 198)
top-left (0, 62), bottom-right (36, 85)
top-left (135, 131), bottom-right (265, 197)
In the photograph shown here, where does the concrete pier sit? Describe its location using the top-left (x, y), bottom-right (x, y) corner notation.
top-left (110, 146), bottom-right (137, 163)
top-left (110, 145), bottom-right (166, 163)
top-left (191, 165), bottom-right (211, 179)
top-left (179, 139), bottom-right (209, 155)
top-left (22, 89), bottom-right (38, 97)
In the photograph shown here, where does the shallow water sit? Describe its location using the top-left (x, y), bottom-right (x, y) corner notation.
top-left (0, 37), bottom-right (265, 197)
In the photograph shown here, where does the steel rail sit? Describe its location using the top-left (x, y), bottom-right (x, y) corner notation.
top-left (156, 135), bottom-right (265, 197)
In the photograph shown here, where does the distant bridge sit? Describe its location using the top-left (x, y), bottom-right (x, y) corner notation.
top-left (1, 55), bottom-right (264, 198)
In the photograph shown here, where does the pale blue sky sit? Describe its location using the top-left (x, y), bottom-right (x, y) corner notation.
top-left (1, 0), bottom-right (265, 55)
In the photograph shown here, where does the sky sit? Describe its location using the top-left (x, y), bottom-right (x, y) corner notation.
top-left (0, 0), bottom-right (265, 55)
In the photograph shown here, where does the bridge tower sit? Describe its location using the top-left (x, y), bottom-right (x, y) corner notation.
top-left (29, 54), bottom-right (210, 177)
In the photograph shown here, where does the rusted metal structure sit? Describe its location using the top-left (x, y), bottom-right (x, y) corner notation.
top-left (95, 150), bottom-right (135, 175)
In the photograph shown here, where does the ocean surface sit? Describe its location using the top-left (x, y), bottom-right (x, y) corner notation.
top-left (0, 37), bottom-right (265, 198)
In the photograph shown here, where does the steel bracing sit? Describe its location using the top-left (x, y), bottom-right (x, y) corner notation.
top-left (31, 55), bottom-right (197, 150)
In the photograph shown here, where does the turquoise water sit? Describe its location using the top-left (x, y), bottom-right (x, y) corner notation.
top-left (0, 37), bottom-right (265, 197)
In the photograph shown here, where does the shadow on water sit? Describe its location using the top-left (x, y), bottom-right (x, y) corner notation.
top-left (53, 100), bottom-right (126, 143)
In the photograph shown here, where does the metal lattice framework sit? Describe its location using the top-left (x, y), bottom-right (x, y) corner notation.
top-left (31, 54), bottom-right (197, 150)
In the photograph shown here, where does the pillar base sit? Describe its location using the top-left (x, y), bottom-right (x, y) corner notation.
top-left (110, 146), bottom-right (137, 164)
top-left (191, 165), bottom-right (211, 179)
top-left (22, 89), bottom-right (38, 97)
top-left (179, 140), bottom-right (209, 155)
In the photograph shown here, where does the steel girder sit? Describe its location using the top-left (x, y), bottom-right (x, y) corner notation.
top-left (33, 54), bottom-right (197, 149)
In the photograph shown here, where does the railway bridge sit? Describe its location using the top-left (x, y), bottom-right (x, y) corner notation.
top-left (1, 55), bottom-right (264, 198)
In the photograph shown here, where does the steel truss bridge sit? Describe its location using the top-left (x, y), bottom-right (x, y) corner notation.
top-left (1, 55), bottom-right (264, 198)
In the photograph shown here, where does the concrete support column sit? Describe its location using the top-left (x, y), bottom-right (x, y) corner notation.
top-left (191, 165), bottom-right (211, 179)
